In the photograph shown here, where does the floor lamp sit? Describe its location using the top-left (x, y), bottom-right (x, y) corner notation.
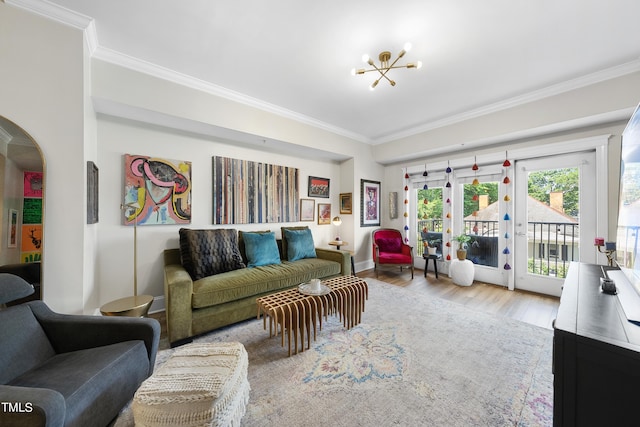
top-left (99, 203), bottom-right (153, 317)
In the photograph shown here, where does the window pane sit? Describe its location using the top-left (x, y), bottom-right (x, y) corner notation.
top-left (463, 182), bottom-right (499, 267)
top-left (417, 187), bottom-right (443, 256)
top-left (527, 167), bottom-right (579, 279)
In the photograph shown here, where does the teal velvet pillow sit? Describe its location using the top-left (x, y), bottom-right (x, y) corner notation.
top-left (242, 232), bottom-right (281, 267)
top-left (283, 228), bottom-right (317, 261)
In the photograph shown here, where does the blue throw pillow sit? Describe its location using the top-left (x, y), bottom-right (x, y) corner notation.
top-left (242, 232), bottom-right (281, 267)
top-left (283, 228), bottom-right (317, 261)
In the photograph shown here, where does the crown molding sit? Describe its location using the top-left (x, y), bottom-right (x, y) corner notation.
top-left (92, 46), bottom-right (369, 144)
top-left (6, 0), bottom-right (98, 54)
top-left (373, 59), bottom-right (640, 145)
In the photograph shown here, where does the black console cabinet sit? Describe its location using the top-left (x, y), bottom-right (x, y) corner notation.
top-left (554, 262), bottom-right (640, 426)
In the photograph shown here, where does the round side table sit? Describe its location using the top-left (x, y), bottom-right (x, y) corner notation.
top-left (100, 294), bottom-right (154, 317)
top-left (328, 241), bottom-right (356, 276)
top-left (449, 259), bottom-right (474, 286)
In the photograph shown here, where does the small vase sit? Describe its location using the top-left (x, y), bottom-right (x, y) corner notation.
top-left (456, 250), bottom-right (467, 261)
top-left (427, 247), bottom-right (437, 255)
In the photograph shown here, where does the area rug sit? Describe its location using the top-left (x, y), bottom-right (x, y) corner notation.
top-left (113, 279), bottom-right (553, 426)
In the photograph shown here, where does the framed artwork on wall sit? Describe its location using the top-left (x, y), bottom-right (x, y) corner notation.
top-left (308, 176), bottom-right (330, 198)
top-left (213, 156), bottom-right (299, 224)
top-left (389, 191), bottom-right (398, 219)
top-left (361, 179), bottom-right (381, 227)
top-left (318, 203), bottom-right (331, 225)
top-left (8, 209), bottom-right (18, 248)
top-left (300, 199), bottom-right (315, 221)
top-left (339, 192), bottom-right (352, 214)
top-left (124, 154), bottom-right (192, 226)
top-left (87, 161), bottom-right (99, 224)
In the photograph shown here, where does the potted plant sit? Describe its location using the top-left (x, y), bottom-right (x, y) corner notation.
top-left (426, 238), bottom-right (441, 255)
top-left (452, 234), bottom-right (472, 261)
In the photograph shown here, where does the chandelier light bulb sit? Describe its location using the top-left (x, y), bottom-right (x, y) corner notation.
top-left (416, 61), bottom-right (423, 69)
top-left (362, 54), bottom-right (370, 63)
top-left (403, 42), bottom-right (412, 52)
top-left (350, 68), bottom-right (356, 76)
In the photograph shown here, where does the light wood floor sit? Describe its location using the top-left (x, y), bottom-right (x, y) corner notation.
top-left (360, 267), bottom-right (560, 330)
top-left (150, 267), bottom-right (560, 344)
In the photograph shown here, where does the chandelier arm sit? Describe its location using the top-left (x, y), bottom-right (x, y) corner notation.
top-left (368, 62), bottom-right (395, 84)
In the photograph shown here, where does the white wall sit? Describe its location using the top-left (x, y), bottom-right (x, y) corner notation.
top-left (96, 116), bottom-right (345, 308)
top-left (0, 3), bottom-right (88, 313)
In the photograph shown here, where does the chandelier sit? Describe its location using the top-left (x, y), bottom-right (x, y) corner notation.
top-left (351, 43), bottom-right (422, 90)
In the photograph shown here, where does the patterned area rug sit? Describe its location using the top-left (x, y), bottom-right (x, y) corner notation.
top-left (114, 279), bottom-right (553, 426)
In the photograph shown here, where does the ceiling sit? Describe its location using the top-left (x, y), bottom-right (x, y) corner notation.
top-left (13, 0), bottom-right (640, 145)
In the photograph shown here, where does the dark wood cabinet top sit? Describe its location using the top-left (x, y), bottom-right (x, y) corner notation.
top-left (555, 262), bottom-right (640, 353)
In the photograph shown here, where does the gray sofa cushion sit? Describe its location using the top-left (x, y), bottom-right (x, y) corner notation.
top-left (179, 228), bottom-right (246, 280)
top-left (0, 304), bottom-right (55, 384)
top-left (9, 340), bottom-right (149, 427)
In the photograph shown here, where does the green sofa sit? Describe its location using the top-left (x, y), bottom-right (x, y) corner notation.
top-left (163, 227), bottom-right (351, 346)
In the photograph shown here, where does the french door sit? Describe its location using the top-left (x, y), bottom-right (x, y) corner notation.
top-left (514, 152), bottom-right (597, 296)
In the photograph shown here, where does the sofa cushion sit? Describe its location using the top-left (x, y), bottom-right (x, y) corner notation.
top-left (9, 340), bottom-right (149, 427)
top-left (242, 232), bottom-right (281, 267)
top-left (282, 228), bottom-right (317, 261)
top-left (179, 228), bottom-right (246, 280)
top-left (191, 258), bottom-right (340, 308)
top-left (0, 304), bottom-right (56, 384)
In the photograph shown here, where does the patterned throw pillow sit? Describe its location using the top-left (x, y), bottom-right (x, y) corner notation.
top-left (179, 228), bottom-right (246, 280)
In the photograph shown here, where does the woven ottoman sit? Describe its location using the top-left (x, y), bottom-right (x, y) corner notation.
top-left (132, 342), bottom-right (250, 427)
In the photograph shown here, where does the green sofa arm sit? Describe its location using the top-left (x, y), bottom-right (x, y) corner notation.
top-left (316, 248), bottom-right (351, 276)
top-left (164, 249), bottom-right (194, 345)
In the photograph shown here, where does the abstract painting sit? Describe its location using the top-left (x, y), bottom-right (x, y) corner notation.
top-left (124, 154), bottom-right (192, 226)
top-left (212, 156), bottom-right (299, 224)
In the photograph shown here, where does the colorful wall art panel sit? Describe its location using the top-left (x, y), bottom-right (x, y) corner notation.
top-left (124, 154), bottom-right (192, 226)
top-left (22, 170), bottom-right (43, 262)
top-left (24, 171), bottom-right (43, 198)
top-left (212, 156), bottom-right (299, 224)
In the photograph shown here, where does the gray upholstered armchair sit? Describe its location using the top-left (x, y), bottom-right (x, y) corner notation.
top-left (0, 274), bottom-right (160, 427)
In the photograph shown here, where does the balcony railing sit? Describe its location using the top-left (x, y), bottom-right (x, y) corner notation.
top-left (417, 219), bottom-right (580, 278)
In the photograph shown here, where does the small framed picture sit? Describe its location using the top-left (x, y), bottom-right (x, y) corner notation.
top-left (318, 203), bottom-right (331, 225)
top-left (8, 209), bottom-right (18, 248)
top-left (361, 179), bottom-right (381, 227)
top-left (300, 199), bottom-right (315, 221)
top-left (87, 161), bottom-right (99, 224)
top-left (339, 192), bottom-right (352, 214)
top-left (308, 176), bottom-right (330, 198)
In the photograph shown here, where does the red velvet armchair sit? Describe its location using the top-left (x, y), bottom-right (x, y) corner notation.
top-left (372, 228), bottom-right (414, 279)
